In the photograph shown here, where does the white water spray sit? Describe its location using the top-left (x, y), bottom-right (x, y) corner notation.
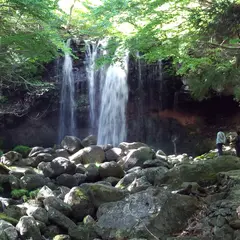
top-left (97, 52), bottom-right (129, 146)
top-left (58, 39), bottom-right (76, 142)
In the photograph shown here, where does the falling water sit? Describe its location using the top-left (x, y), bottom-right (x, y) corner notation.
top-left (97, 52), bottom-right (129, 146)
top-left (85, 41), bottom-right (100, 132)
top-left (58, 39), bottom-right (76, 142)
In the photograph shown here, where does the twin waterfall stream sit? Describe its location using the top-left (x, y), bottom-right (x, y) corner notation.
top-left (59, 39), bottom-right (129, 146)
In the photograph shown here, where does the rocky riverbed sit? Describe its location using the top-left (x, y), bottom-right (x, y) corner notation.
top-left (1, 136), bottom-right (240, 239)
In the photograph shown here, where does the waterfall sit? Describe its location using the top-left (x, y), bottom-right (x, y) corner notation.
top-left (58, 39), bottom-right (76, 142)
top-left (97, 52), bottom-right (129, 146)
top-left (85, 41), bottom-right (99, 133)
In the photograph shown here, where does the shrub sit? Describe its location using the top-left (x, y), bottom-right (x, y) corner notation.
top-left (29, 189), bottom-right (40, 199)
top-left (11, 189), bottom-right (29, 199)
top-left (13, 145), bottom-right (31, 157)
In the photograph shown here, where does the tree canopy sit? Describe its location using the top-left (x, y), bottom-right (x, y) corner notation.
top-left (2, 0), bottom-right (240, 101)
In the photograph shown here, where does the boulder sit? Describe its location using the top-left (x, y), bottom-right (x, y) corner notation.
top-left (69, 146), bottom-right (105, 164)
top-left (26, 206), bottom-right (48, 223)
top-left (99, 161), bottom-right (124, 178)
top-left (55, 186), bottom-right (71, 200)
top-left (16, 216), bottom-right (42, 240)
top-left (1, 151), bottom-right (22, 166)
top-left (105, 148), bottom-right (123, 161)
top-left (86, 163), bottom-right (100, 182)
top-left (28, 147), bottom-right (44, 157)
top-left (75, 164), bottom-right (87, 174)
top-left (61, 136), bottom-right (83, 154)
top-left (64, 187), bottom-right (95, 221)
top-left (68, 224), bottom-right (98, 240)
top-left (20, 174), bottom-right (46, 190)
top-left (44, 196), bottom-right (72, 216)
top-left (127, 176), bottom-right (151, 193)
top-left (81, 135), bottom-right (97, 147)
top-left (36, 153), bottom-right (53, 163)
top-left (119, 147), bottom-right (155, 170)
top-left (53, 235), bottom-right (71, 240)
top-left (43, 225), bottom-right (62, 238)
top-left (155, 149), bottom-right (167, 161)
top-left (96, 187), bottom-right (200, 240)
top-left (143, 159), bottom-right (170, 169)
top-left (47, 206), bottom-right (76, 231)
top-left (42, 157), bottom-right (76, 178)
top-left (74, 173), bottom-right (87, 185)
top-left (37, 185), bottom-right (55, 200)
top-left (119, 142), bottom-right (148, 153)
top-left (15, 157), bottom-right (41, 167)
top-left (0, 220), bottom-right (18, 240)
top-left (80, 183), bottom-right (127, 208)
top-left (3, 205), bottom-right (27, 220)
top-left (56, 174), bottom-right (78, 188)
top-left (104, 176), bottom-right (121, 186)
top-left (55, 149), bottom-right (70, 158)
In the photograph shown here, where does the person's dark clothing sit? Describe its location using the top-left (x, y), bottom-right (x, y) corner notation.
top-left (235, 135), bottom-right (240, 157)
top-left (217, 143), bottom-right (223, 156)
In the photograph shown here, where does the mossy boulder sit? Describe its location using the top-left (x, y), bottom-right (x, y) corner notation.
top-left (80, 183), bottom-right (127, 208)
top-left (0, 163), bottom-right (10, 174)
top-left (0, 213), bottom-right (18, 225)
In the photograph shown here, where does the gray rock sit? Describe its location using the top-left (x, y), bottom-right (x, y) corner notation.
top-left (55, 149), bottom-right (70, 158)
top-left (55, 186), bottom-right (71, 200)
top-left (37, 185), bottom-right (55, 200)
top-left (119, 147), bottom-right (155, 170)
top-left (96, 187), bottom-right (200, 240)
top-left (37, 161), bottom-right (48, 171)
top-left (44, 196), bottom-right (72, 216)
top-left (80, 183), bottom-right (127, 208)
top-left (64, 187), bottom-right (95, 221)
top-left (143, 159), bottom-right (170, 169)
top-left (61, 136), bottom-right (83, 154)
top-left (74, 173), bottom-right (87, 185)
top-left (36, 220), bottom-right (47, 233)
top-left (0, 220), bottom-right (18, 240)
top-left (26, 206), bottom-right (48, 223)
top-left (104, 176), bottom-right (120, 186)
top-left (86, 163), bottom-right (100, 182)
top-left (53, 235), bottom-right (71, 240)
top-left (119, 142), bottom-right (148, 153)
top-left (42, 157), bottom-right (76, 178)
top-left (69, 146), bottom-right (105, 164)
top-left (68, 224), bottom-right (98, 240)
top-left (127, 176), bottom-right (151, 193)
top-left (155, 149), bottom-right (167, 161)
top-left (36, 153), bottom-right (53, 163)
top-left (81, 135), bottom-right (97, 147)
top-left (3, 205), bottom-right (27, 220)
top-left (43, 225), bottom-right (62, 238)
top-left (16, 216), bottom-right (42, 240)
top-left (29, 147), bottom-right (44, 157)
top-left (1, 151), bottom-right (22, 166)
top-left (75, 164), bottom-right (87, 174)
top-left (20, 174), bottom-right (46, 190)
top-left (99, 161), bottom-right (124, 178)
top-left (56, 174), bottom-right (78, 188)
top-left (105, 147), bottom-right (123, 161)
top-left (47, 206), bottom-right (76, 230)
top-left (15, 157), bottom-right (41, 167)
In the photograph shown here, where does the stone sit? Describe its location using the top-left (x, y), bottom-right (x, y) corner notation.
top-left (55, 186), bottom-right (71, 200)
top-left (229, 219), bottom-right (240, 229)
top-left (64, 187), bottom-right (95, 221)
top-left (43, 225), bottom-right (62, 238)
top-left (80, 183), bottom-right (127, 208)
top-left (55, 149), bottom-right (70, 158)
top-left (28, 147), bottom-right (44, 157)
top-left (119, 142), bottom-right (148, 153)
top-left (1, 151), bottom-right (22, 166)
top-left (16, 216), bottom-right (42, 240)
top-left (37, 161), bottom-right (48, 171)
top-left (127, 176), bottom-right (151, 193)
top-left (42, 157), bottom-right (76, 178)
top-left (81, 135), bottom-right (97, 147)
top-left (20, 174), bottom-right (46, 190)
top-left (155, 149), bottom-right (167, 161)
top-left (86, 163), bottom-right (100, 182)
top-left (75, 164), bottom-right (87, 174)
top-left (44, 196), bottom-right (72, 216)
top-left (143, 159), bottom-right (170, 169)
top-left (47, 206), bottom-right (76, 231)
top-left (99, 161), bottom-right (124, 178)
top-left (36, 220), bottom-right (47, 233)
top-left (36, 153), bottom-right (53, 163)
top-left (3, 205), bottom-right (26, 220)
top-left (15, 157), bottom-right (41, 167)
top-left (119, 147), bottom-right (155, 170)
top-left (26, 206), bottom-right (48, 223)
top-left (104, 176), bottom-right (120, 186)
top-left (61, 136), bottom-right (83, 154)
top-left (56, 174), bottom-right (78, 188)
top-left (96, 187), bottom-right (200, 240)
top-left (0, 220), bottom-right (18, 240)
top-left (37, 185), bottom-right (55, 200)
top-left (105, 147), bottom-right (123, 161)
top-left (68, 224), bottom-right (98, 240)
top-left (74, 173), bottom-right (87, 185)
top-left (53, 235), bottom-right (71, 240)
top-left (69, 146), bottom-right (105, 164)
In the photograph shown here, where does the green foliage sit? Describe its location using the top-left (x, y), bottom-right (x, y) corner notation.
top-left (29, 189), bottom-right (40, 199)
top-left (69, 0), bottom-right (240, 100)
top-left (13, 145), bottom-right (31, 158)
top-left (11, 189), bottom-right (29, 199)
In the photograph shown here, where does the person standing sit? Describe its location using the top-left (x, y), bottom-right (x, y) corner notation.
top-left (235, 131), bottom-right (240, 157)
top-left (216, 129), bottom-right (226, 156)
